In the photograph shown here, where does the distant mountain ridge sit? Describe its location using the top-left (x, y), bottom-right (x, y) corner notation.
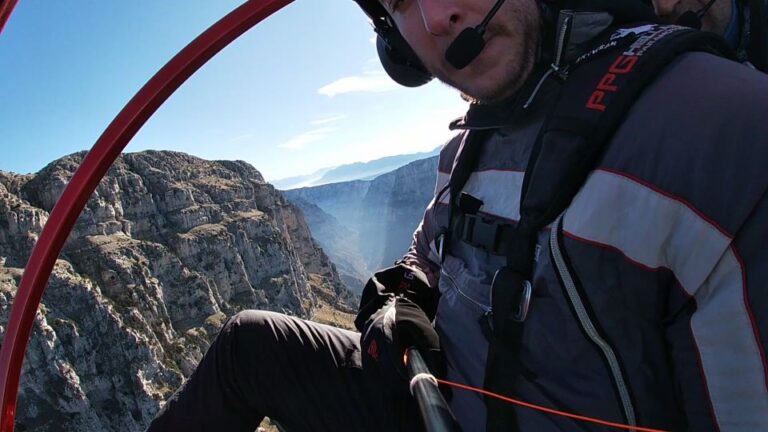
top-left (269, 166), bottom-right (335, 190)
top-left (272, 146), bottom-right (442, 190)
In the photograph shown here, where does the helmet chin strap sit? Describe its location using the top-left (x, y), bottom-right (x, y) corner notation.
top-left (676, 0), bottom-right (718, 29)
top-left (695, 0), bottom-right (720, 18)
top-left (746, 0), bottom-right (767, 71)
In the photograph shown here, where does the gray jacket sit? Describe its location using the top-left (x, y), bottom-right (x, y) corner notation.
top-left (402, 21), bottom-right (768, 432)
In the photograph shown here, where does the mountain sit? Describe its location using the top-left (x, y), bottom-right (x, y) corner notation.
top-left (284, 155), bottom-right (439, 283)
top-left (268, 166), bottom-right (335, 190)
top-left (284, 180), bottom-right (371, 234)
top-left (0, 151), bottom-right (356, 431)
top-left (272, 147), bottom-right (441, 190)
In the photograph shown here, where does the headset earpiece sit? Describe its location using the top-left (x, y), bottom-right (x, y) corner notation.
top-left (375, 26), bottom-right (434, 87)
top-left (353, 0), bottom-right (433, 87)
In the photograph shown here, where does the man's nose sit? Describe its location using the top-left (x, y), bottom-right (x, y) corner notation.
top-left (652, 0), bottom-right (681, 18)
top-left (418, 0), bottom-right (463, 36)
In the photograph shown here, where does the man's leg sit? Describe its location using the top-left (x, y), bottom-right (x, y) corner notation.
top-left (147, 310), bottom-right (410, 432)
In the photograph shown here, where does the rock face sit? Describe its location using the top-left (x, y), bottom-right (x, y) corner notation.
top-left (363, 157), bottom-right (439, 271)
top-left (287, 197), bottom-right (369, 292)
top-left (0, 151), bottom-right (356, 432)
top-left (285, 156), bottom-right (439, 291)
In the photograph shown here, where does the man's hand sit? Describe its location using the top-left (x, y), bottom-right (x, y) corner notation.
top-left (355, 264), bottom-right (439, 331)
top-left (355, 265), bottom-right (448, 428)
top-left (360, 296), bottom-right (445, 381)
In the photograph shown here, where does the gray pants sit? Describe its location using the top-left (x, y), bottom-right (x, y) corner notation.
top-left (147, 310), bottom-right (421, 432)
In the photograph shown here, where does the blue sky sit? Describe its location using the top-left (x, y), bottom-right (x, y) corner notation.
top-left (0, 1), bottom-right (467, 181)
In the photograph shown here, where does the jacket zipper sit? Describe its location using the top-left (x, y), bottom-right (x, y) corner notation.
top-left (523, 13), bottom-right (572, 109)
top-left (549, 215), bottom-right (637, 427)
top-left (552, 12), bottom-right (573, 78)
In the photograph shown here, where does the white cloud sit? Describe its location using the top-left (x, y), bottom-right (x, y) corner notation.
top-left (369, 35), bottom-right (377, 45)
top-left (279, 127), bottom-right (337, 150)
top-left (318, 71), bottom-right (399, 97)
top-left (310, 114), bottom-right (347, 125)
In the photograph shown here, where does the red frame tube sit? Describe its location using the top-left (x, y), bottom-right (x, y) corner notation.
top-left (0, 0), bottom-right (18, 34)
top-left (0, 1), bottom-right (293, 430)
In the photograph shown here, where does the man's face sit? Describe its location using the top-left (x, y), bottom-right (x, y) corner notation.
top-left (652, 0), bottom-right (733, 34)
top-left (382, 0), bottom-right (541, 104)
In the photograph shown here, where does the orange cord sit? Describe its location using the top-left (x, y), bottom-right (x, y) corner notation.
top-left (435, 378), bottom-right (669, 432)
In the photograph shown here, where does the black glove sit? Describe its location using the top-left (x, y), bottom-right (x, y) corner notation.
top-left (357, 264), bottom-right (451, 428)
top-left (356, 264), bottom-right (444, 381)
top-left (360, 296), bottom-right (444, 379)
top-left (355, 264), bottom-right (439, 331)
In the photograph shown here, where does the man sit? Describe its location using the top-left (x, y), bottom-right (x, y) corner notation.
top-left (651, 0), bottom-right (767, 70)
top-left (149, 0), bottom-right (768, 431)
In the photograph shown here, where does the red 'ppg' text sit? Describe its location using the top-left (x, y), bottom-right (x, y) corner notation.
top-left (585, 55), bottom-right (640, 112)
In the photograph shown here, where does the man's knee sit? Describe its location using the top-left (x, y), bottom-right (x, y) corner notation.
top-left (222, 309), bottom-right (279, 331)
top-left (216, 310), bottom-right (321, 369)
top-left (148, 310), bottom-right (284, 431)
top-left (218, 310), bottom-right (287, 352)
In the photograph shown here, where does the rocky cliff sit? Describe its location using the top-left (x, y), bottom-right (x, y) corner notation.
top-left (286, 197), bottom-right (369, 292)
top-left (285, 156), bottom-right (439, 287)
top-left (365, 156), bottom-right (439, 270)
top-left (0, 151), bottom-right (356, 431)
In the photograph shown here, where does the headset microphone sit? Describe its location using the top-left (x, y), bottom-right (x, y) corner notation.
top-left (445, 0), bottom-right (507, 69)
top-left (675, 0), bottom-right (717, 30)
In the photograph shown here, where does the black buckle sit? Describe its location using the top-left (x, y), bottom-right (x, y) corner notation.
top-left (460, 214), bottom-right (502, 253)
